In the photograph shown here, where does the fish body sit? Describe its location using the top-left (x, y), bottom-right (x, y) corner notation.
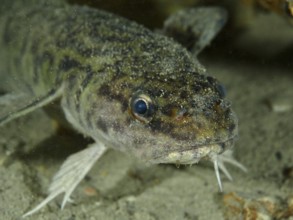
top-left (0, 1), bottom-right (244, 217)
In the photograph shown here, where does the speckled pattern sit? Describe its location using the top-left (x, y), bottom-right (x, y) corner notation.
top-left (0, 0), bottom-right (292, 219)
top-left (0, 2), bottom-right (237, 163)
top-left (0, 0), bottom-right (241, 217)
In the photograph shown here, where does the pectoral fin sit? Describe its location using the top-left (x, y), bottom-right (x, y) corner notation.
top-left (22, 142), bottom-right (107, 218)
top-left (163, 7), bottom-right (227, 55)
top-left (0, 87), bottom-right (63, 126)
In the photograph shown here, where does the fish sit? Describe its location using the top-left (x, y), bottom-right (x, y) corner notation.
top-left (0, 0), bottom-right (246, 217)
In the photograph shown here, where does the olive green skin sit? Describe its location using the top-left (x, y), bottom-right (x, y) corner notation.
top-left (0, 3), bottom-right (237, 164)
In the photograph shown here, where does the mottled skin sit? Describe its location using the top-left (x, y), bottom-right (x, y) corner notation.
top-left (0, 1), bottom-right (241, 217)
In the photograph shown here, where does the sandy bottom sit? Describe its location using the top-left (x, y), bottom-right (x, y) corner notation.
top-left (0, 7), bottom-right (292, 220)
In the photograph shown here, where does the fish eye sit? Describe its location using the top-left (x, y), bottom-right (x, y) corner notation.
top-left (134, 99), bottom-right (148, 114)
top-left (130, 93), bottom-right (155, 123)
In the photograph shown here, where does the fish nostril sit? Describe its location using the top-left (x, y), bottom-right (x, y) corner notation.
top-left (213, 100), bottom-right (232, 117)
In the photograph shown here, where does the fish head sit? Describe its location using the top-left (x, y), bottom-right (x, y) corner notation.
top-left (91, 35), bottom-right (238, 166)
top-left (124, 72), bottom-right (238, 165)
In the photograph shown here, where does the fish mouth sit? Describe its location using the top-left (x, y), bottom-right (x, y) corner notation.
top-left (148, 136), bottom-right (237, 165)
